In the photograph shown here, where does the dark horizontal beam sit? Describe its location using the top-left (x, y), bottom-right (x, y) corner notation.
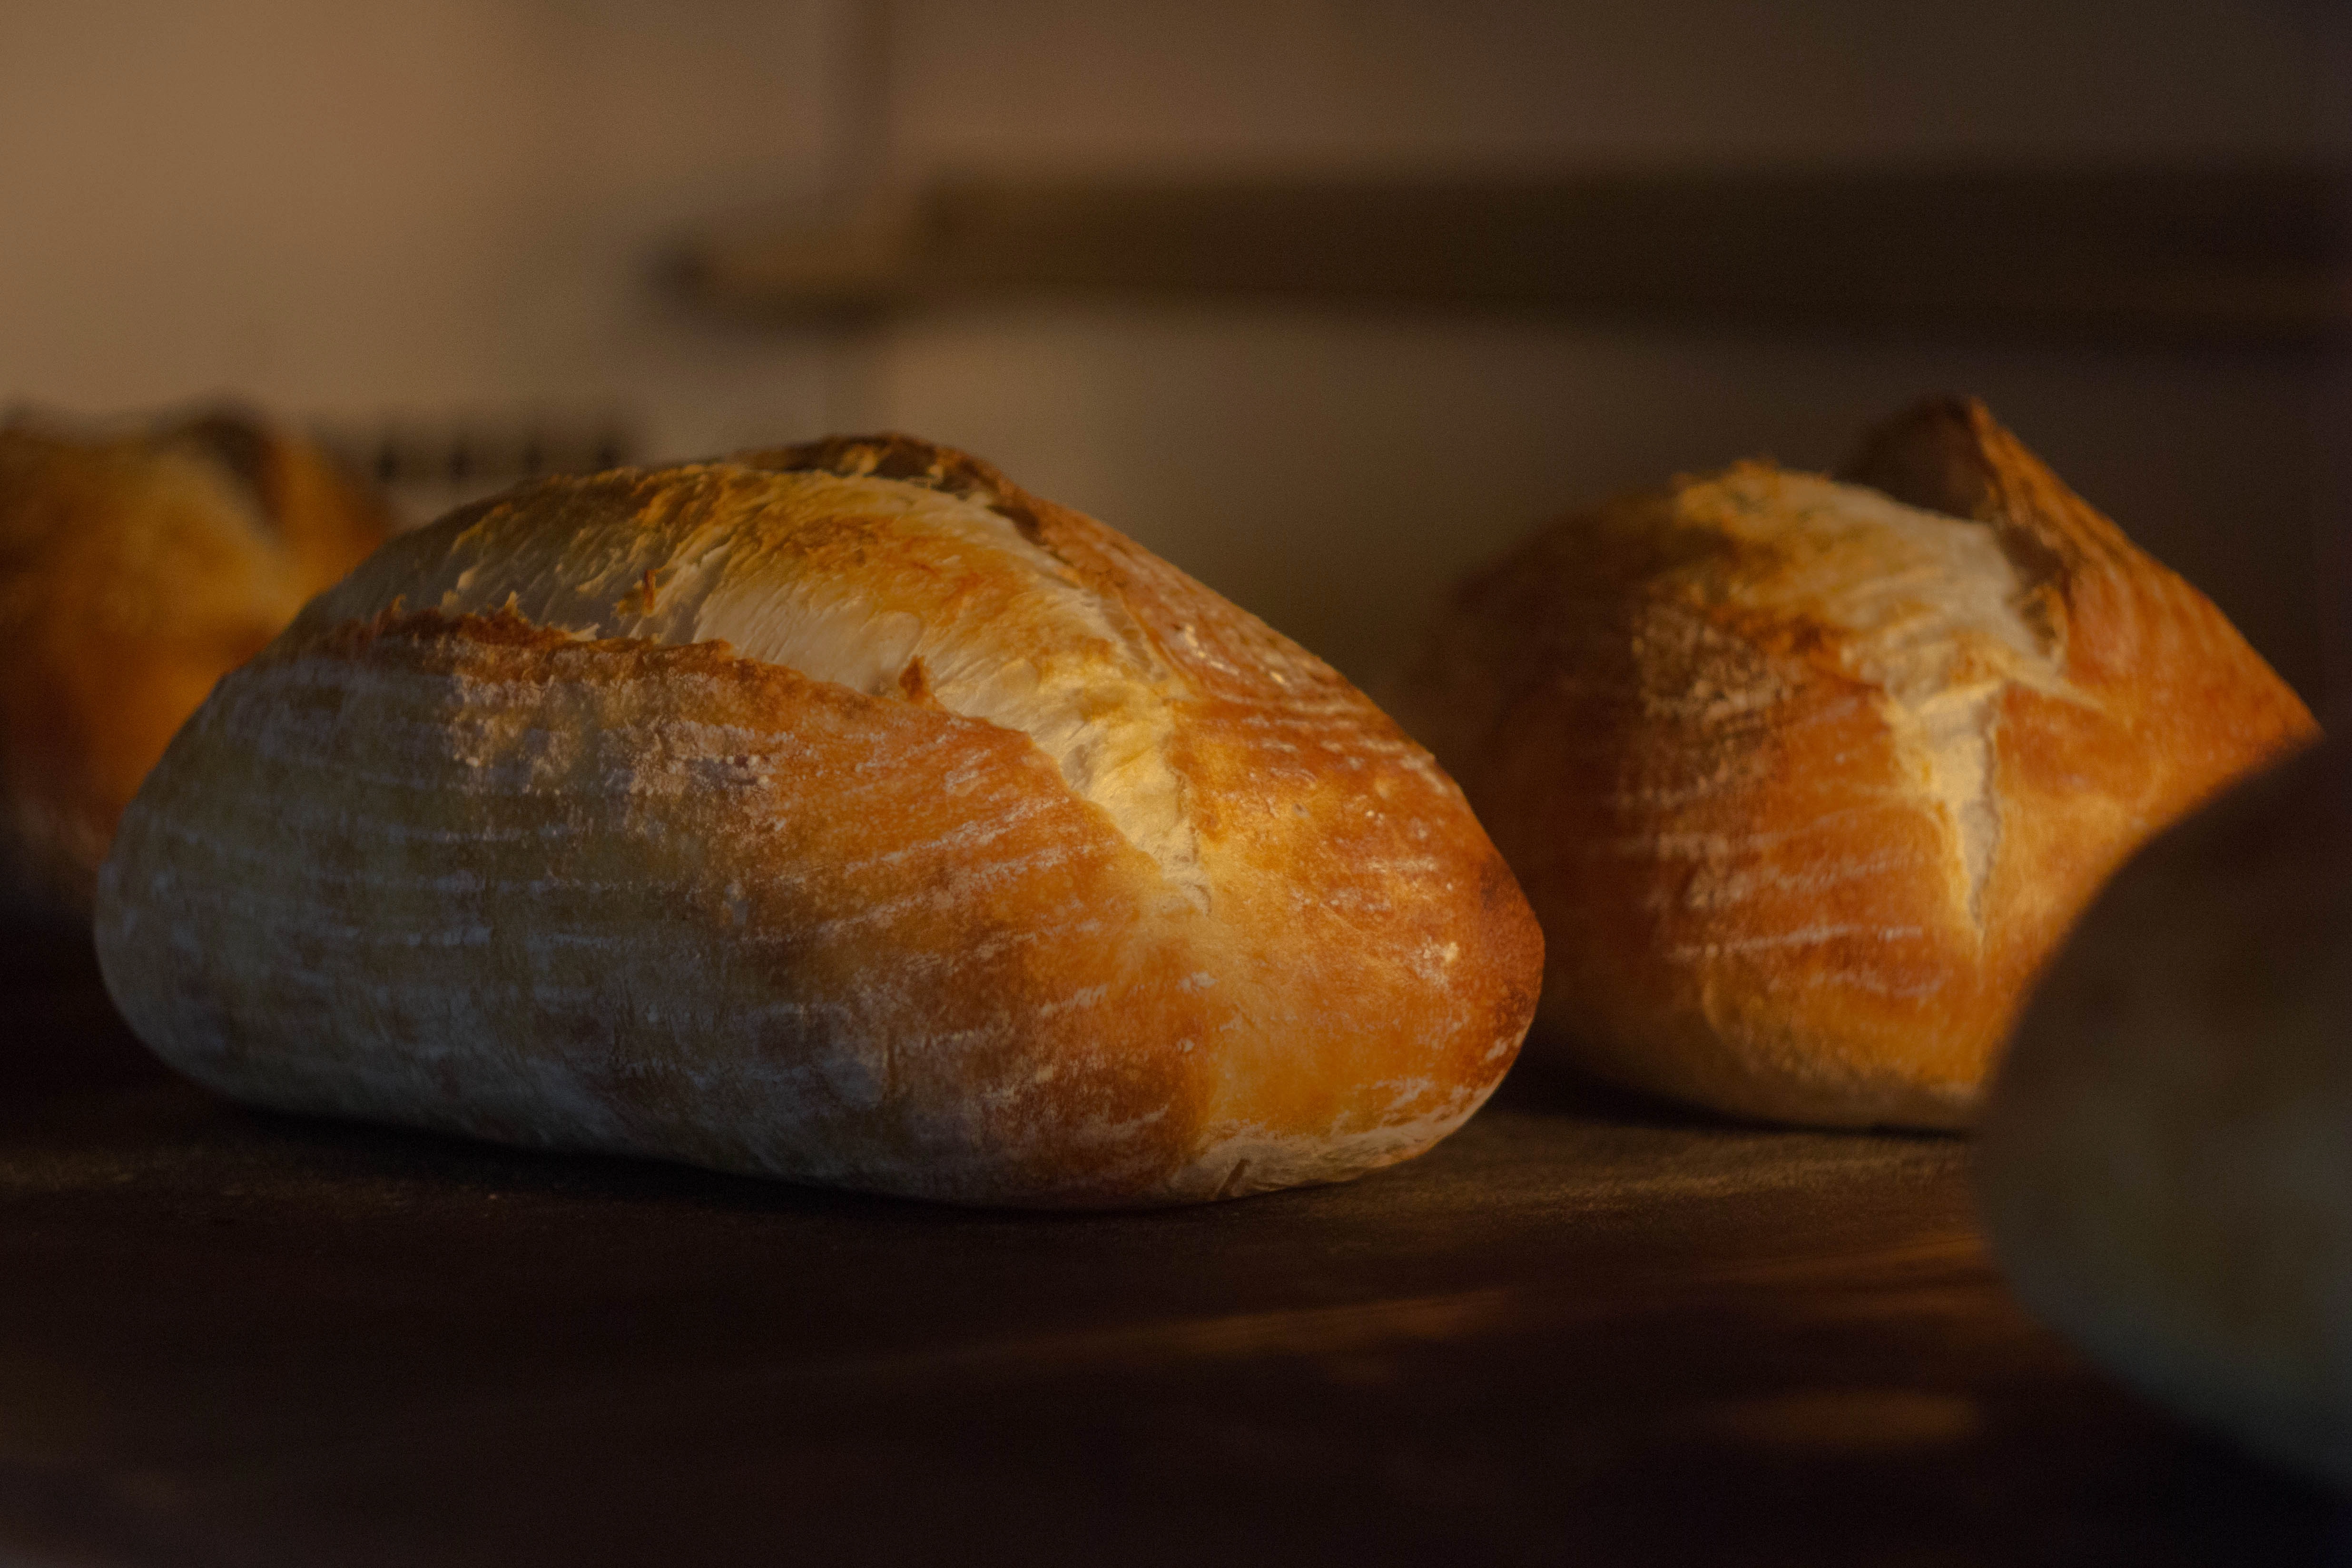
top-left (675, 165), bottom-right (2351, 346)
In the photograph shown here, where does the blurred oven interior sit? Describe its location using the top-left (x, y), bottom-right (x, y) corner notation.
top-left (5, 3), bottom-right (2351, 1564)
top-left (5, 0), bottom-right (2345, 698)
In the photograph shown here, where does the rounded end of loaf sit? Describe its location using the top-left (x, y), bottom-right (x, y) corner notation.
top-left (1393, 398), bottom-right (2316, 1131)
top-left (1978, 737), bottom-right (2352, 1485)
top-left (0, 405), bottom-right (391, 924)
top-left (96, 434), bottom-right (1540, 1207)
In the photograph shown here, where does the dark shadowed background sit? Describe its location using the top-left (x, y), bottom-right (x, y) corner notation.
top-left (2, 0), bottom-right (2345, 697)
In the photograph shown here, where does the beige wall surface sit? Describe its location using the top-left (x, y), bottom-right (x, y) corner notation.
top-left (0, 0), bottom-right (845, 453)
top-left (0, 0), bottom-right (2340, 694)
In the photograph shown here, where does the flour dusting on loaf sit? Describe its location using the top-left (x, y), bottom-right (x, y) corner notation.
top-left (1678, 466), bottom-right (2074, 926)
top-left (298, 468), bottom-right (1204, 903)
top-left (98, 434), bottom-right (1541, 1207)
top-left (1394, 398), bottom-right (2315, 1128)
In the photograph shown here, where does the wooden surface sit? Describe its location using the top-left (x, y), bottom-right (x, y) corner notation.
top-left (0, 944), bottom-right (2341, 1568)
top-left (679, 166), bottom-right (2351, 346)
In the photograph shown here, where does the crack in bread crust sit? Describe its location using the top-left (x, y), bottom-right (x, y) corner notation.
top-left (1689, 464), bottom-right (2073, 932)
top-left (287, 458), bottom-right (1207, 909)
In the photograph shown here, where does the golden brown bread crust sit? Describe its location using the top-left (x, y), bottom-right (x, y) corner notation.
top-left (0, 409), bottom-right (389, 921)
top-left (1393, 398), bottom-right (2315, 1128)
top-left (1979, 736), bottom-right (2352, 1483)
top-left (94, 435), bottom-right (1541, 1207)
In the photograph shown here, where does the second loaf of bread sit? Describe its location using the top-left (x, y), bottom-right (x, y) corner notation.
top-left (94, 435), bottom-right (1542, 1206)
top-left (1393, 399), bottom-right (2315, 1129)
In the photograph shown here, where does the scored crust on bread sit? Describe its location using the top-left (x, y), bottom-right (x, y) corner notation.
top-left (1392, 398), bottom-right (2316, 1129)
top-left (94, 434), bottom-right (1542, 1207)
top-left (0, 408), bottom-right (389, 922)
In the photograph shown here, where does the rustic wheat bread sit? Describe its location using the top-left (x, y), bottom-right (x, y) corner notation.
top-left (94, 434), bottom-right (1541, 1206)
top-left (1393, 398), bottom-right (2314, 1127)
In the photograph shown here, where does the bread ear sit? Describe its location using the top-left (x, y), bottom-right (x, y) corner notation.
top-left (733, 432), bottom-right (1051, 542)
top-left (1847, 395), bottom-right (2116, 590)
top-left (1844, 396), bottom-right (2318, 729)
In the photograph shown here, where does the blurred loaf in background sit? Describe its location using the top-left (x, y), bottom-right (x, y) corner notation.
top-left (1391, 398), bottom-right (2316, 1128)
top-left (0, 409), bottom-right (389, 923)
top-left (1978, 732), bottom-right (2352, 1486)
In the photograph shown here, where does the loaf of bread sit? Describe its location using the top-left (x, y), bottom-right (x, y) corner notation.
top-left (94, 434), bottom-right (1542, 1206)
top-left (0, 408), bottom-right (389, 923)
top-left (1392, 398), bottom-right (2315, 1128)
top-left (1979, 735), bottom-right (2352, 1483)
